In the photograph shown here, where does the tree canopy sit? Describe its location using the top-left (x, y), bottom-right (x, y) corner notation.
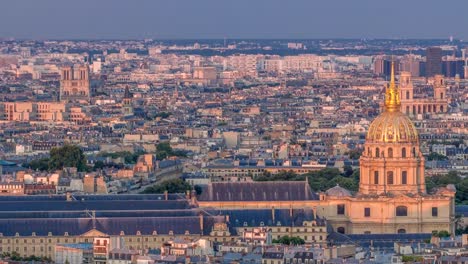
top-left (49, 145), bottom-right (88, 171)
top-left (141, 178), bottom-right (191, 194)
top-left (26, 145), bottom-right (88, 172)
top-left (272, 236), bottom-right (305, 245)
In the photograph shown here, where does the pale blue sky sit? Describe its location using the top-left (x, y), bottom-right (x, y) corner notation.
top-left (0, 0), bottom-right (467, 39)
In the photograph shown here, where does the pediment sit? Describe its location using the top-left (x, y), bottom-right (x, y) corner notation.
top-left (81, 228), bottom-right (107, 237)
top-left (389, 193), bottom-right (418, 202)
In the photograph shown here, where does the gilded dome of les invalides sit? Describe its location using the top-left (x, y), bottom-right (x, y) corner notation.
top-left (366, 62), bottom-right (419, 144)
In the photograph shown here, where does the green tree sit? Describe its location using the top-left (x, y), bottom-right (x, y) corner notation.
top-left (26, 157), bottom-right (50, 171)
top-left (93, 160), bottom-right (105, 170)
top-left (402, 255), bottom-right (423, 263)
top-left (98, 151), bottom-right (143, 164)
top-left (141, 178), bottom-right (191, 194)
top-left (432, 230), bottom-right (450, 238)
top-left (194, 185), bottom-right (203, 195)
top-left (342, 165), bottom-right (354, 177)
top-left (48, 145), bottom-right (88, 171)
top-left (346, 149), bottom-right (363, 160)
top-left (426, 152), bottom-right (448, 161)
top-left (272, 236), bottom-right (305, 245)
top-left (157, 142), bottom-right (173, 153)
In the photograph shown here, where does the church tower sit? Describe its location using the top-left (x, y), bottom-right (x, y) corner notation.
top-left (60, 65), bottom-right (90, 103)
top-left (433, 74), bottom-right (446, 101)
top-left (122, 86), bottom-right (134, 116)
top-left (359, 62), bottom-right (426, 195)
top-left (399, 71), bottom-right (413, 115)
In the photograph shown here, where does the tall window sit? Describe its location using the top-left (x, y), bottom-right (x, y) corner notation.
top-left (387, 171), bottom-right (394, 185)
top-left (388, 148), bottom-right (393, 158)
top-left (402, 171), bottom-right (407, 185)
top-left (396, 206), bottom-right (408, 216)
top-left (364, 208), bottom-right (371, 217)
top-left (401, 147), bottom-right (406, 158)
top-left (337, 204), bottom-right (345, 215)
top-left (374, 171), bottom-right (379, 184)
top-left (337, 227), bottom-right (345, 234)
top-left (375, 148), bottom-right (380, 158)
top-left (406, 91), bottom-right (410, 99)
top-left (432, 207), bottom-right (438, 217)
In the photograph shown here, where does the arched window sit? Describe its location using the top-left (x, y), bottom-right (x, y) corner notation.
top-left (337, 227), bottom-right (345, 234)
top-left (387, 171), bottom-right (394, 185)
top-left (440, 92), bottom-right (443, 99)
top-left (375, 148), bottom-right (380, 158)
top-left (401, 171), bottom-right (407, 185)
top-left (406, 91), bottom-right (410, 99)
top-left (396, 206), bottom-right (408, 216)
top-left (388, 148), bottom-right (393, 158)
top-left (397, 229), bottom-right (406, 234)
top-left (401, 147), bottom-right (406, 158)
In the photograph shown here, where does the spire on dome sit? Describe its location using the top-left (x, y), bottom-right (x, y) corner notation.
top-left (384, 61), bottom-right (400, 112)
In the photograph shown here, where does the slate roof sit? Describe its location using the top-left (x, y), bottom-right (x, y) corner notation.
top-left (0, 215), bottom-right (223, 236)
top-left (0, 194), bottom-right (222, 237)
top-left (198, 181), bottom-right (318, 201)
top-left (328, 232), bottom-right (432, 249)
top-left (455, 205), bottom-right (468, 217)
top-left (0, 200), bottom-right (190, 212)
top-left (206, 208), bottom-right (322, 234)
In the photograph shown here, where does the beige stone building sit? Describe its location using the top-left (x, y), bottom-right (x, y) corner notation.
top-left (60, 65), bottom-right (90, 103)
top-left (399, 72), bottom-right (448, 116)
top-left (2, 102), bottom-right (65, 122)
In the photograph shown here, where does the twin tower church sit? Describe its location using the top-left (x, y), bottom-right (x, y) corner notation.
top-left (200, 63), bottom-right (456, 235)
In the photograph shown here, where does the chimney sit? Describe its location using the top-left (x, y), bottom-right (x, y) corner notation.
top-left (199, 214), bottom-right (204, 235)
top-left (190, 190), bottom-right (197, 205)
top-left (271, 207), bottom-right (275, 223)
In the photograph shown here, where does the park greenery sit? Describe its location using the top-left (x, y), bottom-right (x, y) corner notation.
top-left (256, 167), bottom-right (360, 192)
top-left (25, 141), bottom-right (189, 173)
top-left (25, 145), bottom-right (88, 172)
top-left (1, 251), bottom-right (52, 262)
top-left (401, 255), bottom-right (424, 263)
top-left (155, 142), bottom-right (187, 160)
top-left (272, 236), bottom-right (305, 245)
top-left (98, 151), bottom-right (143, 164)
top-left (425, 152), bottom-right (449, 161)
top-left (141, 178), bottom-right (192, 194)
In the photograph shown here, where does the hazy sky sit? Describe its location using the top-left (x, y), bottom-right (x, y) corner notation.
top-left (1, 0), bottom-right (467, 40)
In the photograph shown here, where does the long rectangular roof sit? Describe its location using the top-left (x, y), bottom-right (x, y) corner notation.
top-left (198, 181), bottom-right (318, 201)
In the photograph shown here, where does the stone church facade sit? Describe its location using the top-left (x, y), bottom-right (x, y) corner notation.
top-left (198, 63), bottom-right (456, 235)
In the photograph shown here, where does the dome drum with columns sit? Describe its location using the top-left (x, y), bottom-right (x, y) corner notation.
top-left (359, 62), bottom-right (426, 196)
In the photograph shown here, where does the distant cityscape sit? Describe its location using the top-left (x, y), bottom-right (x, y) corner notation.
top-left (0, 38), bottom-right (466, 264)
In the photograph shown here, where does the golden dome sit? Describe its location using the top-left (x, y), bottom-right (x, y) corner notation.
top-left (366, 61), bottom-right (419, 143)
top-left (366, 111), bottom-right (418, 143)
